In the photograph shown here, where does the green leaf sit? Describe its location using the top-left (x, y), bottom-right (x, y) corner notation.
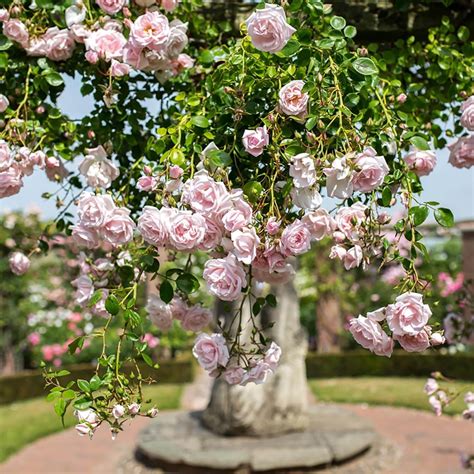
top-left (43, 71), bottom-right (64, 87)
top-left (191, 116), bottom-right (209, 128)
top-left (105, 295), bottom-right (120, 315)
top-left (125, 309), bottom-right (141, 328)
top-left (142, 353), bottom-right (154, 367)
top-left (434, 208), bottom-right (454, 228)
top-left (243, 181), bottom-right (264, 203)
top-left (176, 273), bottom-right (200, 294)
top-left (352, 58), bottom-right (378, 75)
top-left (316, 38), bottom-right (334, 49)
top-left (73, 398), bottom-right (92, 410)
top-left (277, 39), bottom-right (301, 57)
top-left (160, 280), bottom-right (174, 304)
top-left (62, 389), bottom-right (76, 400)
top-left (0, 37), bottom-right (12, 51)
top-left (207, 150), bottom-right (232, 168)
top-left (252, 302), bottom-right (261, 316)
top-left (89, 375), bottom-right (102, 391)
top-left (266, 294), bottom-right (277, 308)
top-left (330, 16), bottom-right (346, 30)
top-left (410, 206), bottom-right (429, 226)
top-left (68, 337), bottom-right (84, 355)
top-left (409, 136), bottom-right (430, 151)
top-left (54, 398), bottom-right (66, 418)
top-left (77, 379), bottom-right (90, 393)
top-left (118, 265), bottom-right (135, 284)
top-left (55, 370), bottom-right (71, 377)
top-left (344, 25), bottom-right (357, 38)
top-left (141, 255), bottom-right (160, 273)
top-left (88, 290), bottom-right (103, 307)
top-left (457, 26), bottom-right (470, 42)
top-left (381, 187), bottom-right (392, 207)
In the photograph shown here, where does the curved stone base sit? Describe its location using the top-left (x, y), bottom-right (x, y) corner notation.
top-left (135, 405), bottom-right (375, 473)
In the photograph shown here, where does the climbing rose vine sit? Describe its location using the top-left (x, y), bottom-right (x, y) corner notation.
top-left (0, 0), bottom-right (472, 438)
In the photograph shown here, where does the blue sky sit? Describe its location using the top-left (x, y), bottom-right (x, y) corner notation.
top-left (1, 77), bottom-right (473, 221)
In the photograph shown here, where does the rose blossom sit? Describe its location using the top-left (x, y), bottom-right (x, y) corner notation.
top-left (424, 378), bottom-right (439, 395)
top-left (102, 208), bottom-right (136, 245)
top-left (348, 316), bottom-right (394, 357)
top-left (403, 148), bottom-right (436, 176)
top-left (79, 146), bottom-right (119, 188)
top-left (137, 174), bottom-right (157, 191)
top-left (343, 245), bottom-right (363, 270)
top-left (85, 29), bottom-right (126, 61)
top-left (264, 341), bottom-right (281, 371)
top-left (0, 9), bottom-right (9, 22)
top-left (72, 224), bottom-right (100, 248)
top-left (77, 192), bottom-right (116, 228)
top-left (0, 94), bottom-right (9, 113)
top-left (65, 4), bottom-right (86, 28)
top-left (386, 292), bottom-right (432, 336)
top-left (110, 59), bottom-right (131, 77)
top-left (43, 28), bottom-right (76, 62)
top-left (112, 404), bottom-right (125, 419)
top-left (291, 187), bottom-right (322, 210)
top-left (302, 209), bottom-right (336, 240)
top-left (280, 219), bottom-right (311, 256)
top-left (242, 126), bottom-right (269, 157)
top-left (27, 332), bottom-right (41, 346)
top-left (231, 226), bottom-right (260, 264)
top-left (72, 275), bottom-right (94, 305)
top-left (290, 153), bottom-right (316, 188)
top-left (192, 333), bottom-right (229, 371)
top-left (96, 0), bottom-right (127, 15)
top-left (323, 155), bottom-right (354, 199)
top-left (395, 330), bottom-right (431, 352)
top-left (161, 0), bottom-right (178, 11)
top-left (131, 11), bottom-right (170, 51)
top-left (266, 217), bottom-right (280, 235)
top-left (203, 254), bottom-right (247, 301)
top-left (9, 251), bottom-right (30, 275)
top-left (146, 294), bottom-right (173, 331)
top-left (223, 366), bottom-right (246, 385)
top-left (0, 142), bottom-right (10, 171)
top-left (0, 165), bottom-right (23, 198)
top-left (138, 206), bottom-right (176, 247)
top-left (3, 19), bottom-right (29, 47)
top-left (245, 3), bottom-right (295, 53)
top-left (460, 96), bottom-right (474, 131)
top-left (170, 297), bottom-right (188, 321)
top-left (169, 211), bottom-right (206, 250)
top-left (243, 360), bottom-right (273, 385)
top-left (222, 194), bottom-right (253, 232)
top-left (128, 403), bottom-right (140, 415)
top-left (352, 147), bottom-right (389, 192)
top-left (167, 20), bottom-right (188, 58)
top-left (278, 80), bottom-right (308, 120)
top-left (182, 305), bottom-right (212, 332)
top-left (335, 202), bottom-right (367, 242)
top-left (448, 135), bottom-right (474, 169)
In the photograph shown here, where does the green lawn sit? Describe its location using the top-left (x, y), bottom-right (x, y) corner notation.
top-left (309, 377), bottom-right (470, 415)
top-left (0, 383), bottom-right (183, 463)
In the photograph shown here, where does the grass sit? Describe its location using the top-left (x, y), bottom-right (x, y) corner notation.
top-left (0, 383), bottom-right (183, 464)
top-left (309, 377), bottom-right (470, 415)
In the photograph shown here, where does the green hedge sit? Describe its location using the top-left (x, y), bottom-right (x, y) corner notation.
top-left (0, 359), bottom-right (194, 405)
top-left (306, 351), bottom-right (474, 380)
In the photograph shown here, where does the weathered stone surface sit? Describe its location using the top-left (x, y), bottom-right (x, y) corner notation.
top-left (135, 405), bottom-right (375, 473)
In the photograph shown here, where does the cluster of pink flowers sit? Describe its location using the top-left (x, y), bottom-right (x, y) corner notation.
top-left (438, 272), bottom-right (464, 297)
top-left (0, 141), bottom-right (68, 199)
top-left (192, 334), bottom-right (282, 386)
top-left (72, 192), bottom-right (136, 249)
top-left (349, 292), bottom-right (444, 357)
top-left (448, 96), bottom-right (474, 169)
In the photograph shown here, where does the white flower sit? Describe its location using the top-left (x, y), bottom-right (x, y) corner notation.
top-left (79, 145), bottom-right (119, 189)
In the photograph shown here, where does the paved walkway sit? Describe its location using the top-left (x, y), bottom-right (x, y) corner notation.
top-left (1, 376), bottom-right (473, 474)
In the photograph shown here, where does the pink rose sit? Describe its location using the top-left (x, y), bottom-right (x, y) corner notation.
top-left (43, 28), bottom-right (75, 61)
top-left (175, 53), bottom-right (194, 70)
top-left (3, 19), bottom-right (29, 47)
top-left (222, 194), bottom-right (252, 232)
top-left (289, 153), bottom-right (316, 188)
top-left (404, 148), bottom-right (436, 176)
top-left (448, 135), bottom-right (474, 169)
top-left (29, 151), bottom-right (46, 169)
top-left (198, 217), bottom-right (224, 251)
top-left (323, 155), bottom-right (355, 199)
top-left (0, 9), bottom-right (9, 22)
top-left (137, 175), bottom-right (157, 191)
top-left (70, 24), bottom-right (90, 44)
top-left (242, 126), bottom-right (269, 157)
top-left (343, 245), bottom-right (363, 270)
top-left (279, 219), bottom-right (311, 256)
top-left (0, 165), bottom-right (23, 198)
top-left (278, 80), bottom-right (308, 120)
top-left (231, 226), bottom-right (260, 264)
top-left (460, 96), bottom-right (474, 131)
top-left (203, 254), bottom-right (247, 301)
top-left (102, 208), bottom-right (136, 245)
top-left (85, 29), bottom-right (126, 61)
top-left (27, 332), bottom-right (41, 346)
top-left (123, 42), bottom-right (149, 70)
top-left (395, 331), bottom-right (431, 352)
top-left (79, 146), bottom-right (119, 188)
top-left (386, 292), bottom-right (432, 336)
top-left (329, 244), bottom-right (346, 261)
top-left (169, 165), bottom-right (183, 179)
top-left (291, 187), bottom-right (322, 210)
top-left (223, 366), bottom-right (246, 385)
top-left (397, 93), bottom-right (407, 104)
top-left (9, 251), bottom-right (30, 275)
top-left (181, 171), bottom-right (232, 217)
top-left (170, 296), bottom-right (188, 321)
top-left (348, 316), bottom-right (394, 357)
top-left (72, 275), bottom-right (94, 305)
top-left (335, 202), bottom-right (367, 242)
top-left (128, 402), bottom-right (141, 415)
top-left (245, 3), bottom-right (295, 53)
top-left (65, 5), bottom-right (86, 28)
top-left (243, 360), bottom-right (273, 385)
top-left (112, 404), bottom-right (125, 419)
top-left (131, 12), bottom-right (170, 51)
top-left (161, 0), bottom-right (178, 11)
top-left (352, 147), bottom-right (389, 192)
top-left (85, 50), bottom-right (99, 64)
top-left (429, 395), bottom-right (442, 416)
top-left (138, 206), bottom-right (175, 247)
top-left (424, 378), bottom-right (439, 395)
top-left (192, 333), bottom-right (229, 371)
top-left (266, 217), bottom-right (281, 235)
top-left (0, 94), bottom-right (9, 113)
top-left (96, 0), bottom-right (126, 15)
top-left (253, 263), bottom-right (295, 285)
top-left (77, 192), bottom-right (116, 228)
top-left (166, 20), bottom-right (188, 58)
top-left (72, 224), bottom-right (100, 248)
top-left (110, 59), bottom-right (131, 77)
top-left (146, 294), bottom-right (173, 331)
top-left (264, 341), bottom-right (281, 371)
top-left (182, 305), bottom-right (212, 332)
top-left (169, 210), bottom-right (206, 250)
top-left (302, 209), bottom-right (336, 240)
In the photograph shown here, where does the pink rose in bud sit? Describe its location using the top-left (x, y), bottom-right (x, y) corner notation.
top-left (169, 211), bottom-right (206, 251)
top-left (245, 3), bottom-right (295, 53)
top-left (203, 254), bottom-right (247, 301)
top-left (302, 209), bottom-right (336, 241)
top-left (85, 29), bottom-right (126, 61)
top-left (102, 208), bottom-right (136, 245)
top-left (0, 94), bottom-right (9, 113)
top-left (96, 0), bottom-right (127, 15)
top-left (110, 59), bottom-right (131, 77)
top-left (352, 147), bottom-right (389, 192)
top-left (280, 219), bottom-right (311, 256)
top-left (0, 165), bottom-right (23, 198)
top-left (397, 93), bottom-right (407, 103)
top-left (242, 126), bottom-right (269, 157)
top-left (142, 333), bottom-right (159, 348)
top-left (9, 252), bottom-right (30, 275)
top-left (182, 305), bottom-right (212, 332)
top-left (85, 50), bottom-right (99, 64)
top-left (128, 403), bottom-right (140, 415)
top-left (348, 316), bottom-right (394, 357)
top-left (290, 153), bottom-right (316, 188)
top-left (143, 165), bottom-right (152, 176)
top-left (460, 96), bottom-right (474, 131)
top-left (335, 202), bottom-right (367, 242)
top-left (278, 80), bottom-right (308, 120)
top-left (137, 175), bottom-right (157, 192)
top-left (77, 192), bottom-right (116, 228)
top-left (266, 217), bottom-right (281, 235)
top-left (343, 245), bottom-right (363, 270)
top-left (192, 333), bottom-right (229, 371)
top-left (43, 28), bottom-right (76, 62)
top-left (386, 292), bottom-right (432, 336)
top-left (72, 224), bottom-right (100, 248)
top-left (0, 9), bottom-right (9, 22)
top-left (404, 148), bottom-right (436, 176)
top-left (223, 366), bottom-right (246, 385)
top-left (264, 341), bottom-right (281, 371)
top-left (148, 407), bottom-right (159, 418)
top-left (430, 332), bottom-right (445, 346)
top-left (3, 19), bottom-right (29, 47)
top-left (448, 135), bottom-right (474, 169)
top-left (424, 378), bottom-right (438, 395)
top-left (161, 0), bottom-right (178, 11)
top-left (112, 404), bottom-right (125, 419)
top-left (138, 206), bottom-right (175, 247)
top-left (395, 330), bottom-right (431, 352)
top-left (131, 11), bottom-right (170, 51)
top-left (169, 165), bottom-right (183, 179)
top-left (231, 226), bottom-right (260, 265)
top-left (146, 294), bottom-right (173, 331)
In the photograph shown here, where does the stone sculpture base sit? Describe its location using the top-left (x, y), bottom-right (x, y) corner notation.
top-left (135, 405), bottom-right (375, 473)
